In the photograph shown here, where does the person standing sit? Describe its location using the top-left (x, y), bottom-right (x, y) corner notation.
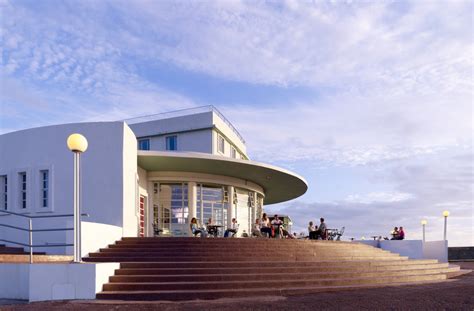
top-left (316, 218), bottom-right (327, 240)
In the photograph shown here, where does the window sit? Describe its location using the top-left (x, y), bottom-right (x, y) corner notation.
top-left (166, 135), bottom-right (177, 151)
top-left (231, 147), bottom-right (237, 159)
top-left (138, 139), bottom-right (150, 150)
top-left (19, 172), bottom-right (26, 209)
top-left (40, 170), bottom-right (49, 208)
top-left (0, 175), bottom-right (7, 210)
top-left (217, 135), bottom-right (225, 154)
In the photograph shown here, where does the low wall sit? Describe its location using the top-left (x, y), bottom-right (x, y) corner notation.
top-left (0, 262), bottom-right (119, 302)
top-left (65, 221), bottom-right (123, 257)
top-left (449, 246), bottom-right (474, 260)
top-left (354, 240), bottom-right (447, 262)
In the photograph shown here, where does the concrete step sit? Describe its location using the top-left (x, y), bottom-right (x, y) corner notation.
top-left (96, 279), bottom-right (448, 301)
top-left (91, 237), bottom-right (454, 301)
top-left (102, 273), bottom-right (446, 291)
top-left (94, 250), bottom-right (399, 257)
top-left (105, 246), bottom-right (392, 254)
top-left (116, 259), bottom-right (437, 269)
top-left (114, 263), bottom-right (450, 275)
top-left (84, 255), bottom-right (408, 263)
top-left (109, 268), bottom-right (453, 283)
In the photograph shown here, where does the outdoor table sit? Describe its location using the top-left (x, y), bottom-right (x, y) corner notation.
top-left (206, 225), bottom-right (222, 237)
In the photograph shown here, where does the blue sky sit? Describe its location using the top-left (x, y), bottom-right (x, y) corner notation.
top-left (1, 0), bottom-right (473, 246)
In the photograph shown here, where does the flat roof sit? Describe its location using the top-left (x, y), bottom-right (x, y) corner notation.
top-left (137, 151), bottom-right (307, 205)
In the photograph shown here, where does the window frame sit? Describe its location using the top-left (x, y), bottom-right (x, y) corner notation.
top-left (18, 172), bottom-right (27, 210)
top-left (217, 134), bottom-right (225, 154)
top-left (138, 139), bottom-right (150, 151)
top-left (166, 135), bottom-right (178, 151)
top-left (231, 146), bottom-right (237, 159)
top-left (0, 174), bottom-right (7, 211)
top-left (40, 170), bottom-right (49, 208)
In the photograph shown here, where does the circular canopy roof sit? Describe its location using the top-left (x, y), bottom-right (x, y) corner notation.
top-left (137, 151), bottom-right (307, 205)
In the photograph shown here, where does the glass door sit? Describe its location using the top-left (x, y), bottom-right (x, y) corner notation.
top-left (156, 183), bottom-right (188, 236)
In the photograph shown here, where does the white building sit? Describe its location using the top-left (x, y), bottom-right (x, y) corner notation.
top-left (0, 106), bottom-right (307, 256)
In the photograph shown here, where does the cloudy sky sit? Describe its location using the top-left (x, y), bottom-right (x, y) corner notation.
top-left (1, 0), bottom-right (472, 246)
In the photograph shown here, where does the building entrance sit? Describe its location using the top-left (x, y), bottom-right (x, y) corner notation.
top-left (153, 183), bottom-right (189, 236)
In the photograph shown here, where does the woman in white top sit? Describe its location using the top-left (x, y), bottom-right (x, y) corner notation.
top-left (252, 219), bottom-right (263, 237)
top-left (308, 221), bottom-right (317, 240)
top-left (260, 213), bottom-right (272, 238)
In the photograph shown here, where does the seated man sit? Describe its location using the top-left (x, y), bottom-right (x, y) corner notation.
top-left (206, 217), bottom-right (218, 237)
top-left (224, 218), bottom-right (239, 238)
top-left (271, 214), bottom-right (283, 238)
top-left (315, 218), bottom-right (327, 240)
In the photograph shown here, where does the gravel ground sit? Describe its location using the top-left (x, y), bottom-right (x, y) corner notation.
top-left (1, 262), bottom-right (473, 311)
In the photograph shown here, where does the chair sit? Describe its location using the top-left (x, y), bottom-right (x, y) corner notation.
top-left (336, 227), bottom-right (345, 241)
top-left (153, 223), bottom-right (163, 237)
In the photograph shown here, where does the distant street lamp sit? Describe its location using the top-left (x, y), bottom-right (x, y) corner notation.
top-left (421, 220), bottom-right (427, 242)
top-left (67, 133), bottom-right (88, 263)
top-left (443, 211), bottom-right (450, 241)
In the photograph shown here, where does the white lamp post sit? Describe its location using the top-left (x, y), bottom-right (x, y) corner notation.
top-left (67, 133), bottom-right (88, 263)
top-left (442, 211), bottom-right (449, 241)
top-left (421, 220), bottom-right (427, 242)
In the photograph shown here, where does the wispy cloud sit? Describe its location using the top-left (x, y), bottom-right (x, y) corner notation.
top-left (0, 0), bottom-right (472, 246)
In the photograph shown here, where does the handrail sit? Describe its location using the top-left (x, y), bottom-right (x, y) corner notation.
top-left (0, 210), bottom-right (88, 263)
top-left (0, 210), bottom-right (89, 219)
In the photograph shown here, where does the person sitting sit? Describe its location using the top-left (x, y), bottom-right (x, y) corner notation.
top-left (271, 214), bottom-right (283, 238)
top-left (224, 218), bottom-right (239, 238)
top-left (394, 226), bottom-right (405, 240)
top-left (190, 217), bottom-right (207, 238)
top-left (281, 225), bottom-right (294, 239)
top-left (391, 227), bottom-right (399, 240)
top-left (308, 221), bottom-right (317, 240)
top-left (315, 218), bottom-right (327, 240)
top-left (260, 213), bottom-right (272, 238)
top-left (252, 219), bottom-right (263, 238)
top-left (206, 217), bottom-right (218, 237)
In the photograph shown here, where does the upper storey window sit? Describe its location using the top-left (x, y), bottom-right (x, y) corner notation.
top-left (40, 170), bottom-right (49, 208)
top-left (0, 175), bottom-right (7, 210)
top-left (19, 172), bottom-right (27, 209)
top-left (166, 135), bottom-right (178, 151)
top-left (138, 139), bottom-right (150, 150)
top-left (231, 147), bottom-right (237, 159)
top-left (217, 135), bottom-right (225, 154)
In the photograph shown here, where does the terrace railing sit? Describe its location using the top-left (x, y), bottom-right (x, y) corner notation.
top-left (123, 105), bottom-right (246, 145)
top-left (0, 210), bottom-right (88, 263)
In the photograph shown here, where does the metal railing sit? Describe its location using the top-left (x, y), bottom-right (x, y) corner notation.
top-left (122, 105), bottom-right (246, 145)
top-left (0, 210), bottom-right (88, 263)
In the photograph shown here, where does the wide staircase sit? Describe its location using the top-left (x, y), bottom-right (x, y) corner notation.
top-left (84, 237), bottom-right (462, 301)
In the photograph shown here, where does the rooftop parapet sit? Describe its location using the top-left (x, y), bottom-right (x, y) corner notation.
top-left (123, 105), bottom-right (246, 145)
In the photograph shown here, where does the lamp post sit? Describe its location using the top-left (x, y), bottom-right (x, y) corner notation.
top-left (67, 133), bottom-right (88, 263)
top-left (443, 211), bottom-right (449, 241)
top-left (421, 220), bottom-right (427, 242)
